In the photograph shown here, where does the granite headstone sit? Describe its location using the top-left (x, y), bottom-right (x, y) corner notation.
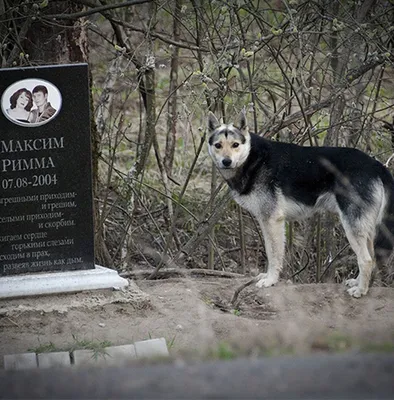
top-left (0, 64), bottom-right (95, 276)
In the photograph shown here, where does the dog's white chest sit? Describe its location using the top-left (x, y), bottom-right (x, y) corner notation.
top-left (232, 190), bottom-right (270, 216)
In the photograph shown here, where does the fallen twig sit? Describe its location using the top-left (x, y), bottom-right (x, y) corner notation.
top-left (121, 268), bottom-right (244, 280)
top-left (230, 276), bottom-right (260, 307)
top-left (5, 316), bottom-right (19, 327)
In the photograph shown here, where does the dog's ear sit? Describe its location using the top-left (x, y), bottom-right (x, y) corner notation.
top-left (208, 112), bottom-right (220, 132)
top-left (237, 108), bottom-right (248, 132)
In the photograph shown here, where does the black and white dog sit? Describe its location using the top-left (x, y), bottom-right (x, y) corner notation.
top-left (208, 110), bottom-right (394, 297)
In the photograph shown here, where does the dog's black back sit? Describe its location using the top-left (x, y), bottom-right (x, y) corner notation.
top-left (238, 134), bottom-right (391, 205)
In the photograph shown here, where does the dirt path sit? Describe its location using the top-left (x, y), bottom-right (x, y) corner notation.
top-left (1, 278), bottom-right (393, 366)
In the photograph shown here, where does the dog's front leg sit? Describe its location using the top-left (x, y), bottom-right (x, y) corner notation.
top-left (255, 215), bottom-right (285, 288)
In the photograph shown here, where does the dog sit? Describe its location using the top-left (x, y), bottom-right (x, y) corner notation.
top-left (207, 110), bottom-right (394, 297)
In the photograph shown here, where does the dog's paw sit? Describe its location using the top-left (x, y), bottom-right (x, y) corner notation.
top-left (347, 285), bottom-right (367, 298)
top-left (345, 278), bottom-right (359, 288)
top-left (256, 274), bottom-right (278, 288)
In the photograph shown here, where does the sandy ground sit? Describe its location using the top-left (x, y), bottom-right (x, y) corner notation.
top-left (1, 278), bottom-right (393, 366)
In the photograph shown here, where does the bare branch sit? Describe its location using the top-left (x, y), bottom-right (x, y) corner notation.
top-left (110, 17), bottom-right (207, 52)
top-left (261, 97), bottom-right (334, 137)
top-left (346, 53), bottom-right (391, 85)
top-left (47, 0), bottom-right (152, 20)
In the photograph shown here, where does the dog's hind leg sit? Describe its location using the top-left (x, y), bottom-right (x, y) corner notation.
top-left (345, 237), bottom-right (375, 289)
top-left (255, 215), bottom-right (285, 288)
top-left (342, 224), bottom-right (375, 298)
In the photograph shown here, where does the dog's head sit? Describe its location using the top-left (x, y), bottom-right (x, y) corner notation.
top-left (207, 110), bottom-right (251, 170)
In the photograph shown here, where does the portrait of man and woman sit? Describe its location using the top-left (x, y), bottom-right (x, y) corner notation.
top-left (6, 85), bottom-right (57, 124)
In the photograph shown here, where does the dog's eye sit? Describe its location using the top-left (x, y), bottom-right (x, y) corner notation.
top-left (232, 143), bottom-right (239, 148)
top-left (215, 143), bottom-right (222, 149)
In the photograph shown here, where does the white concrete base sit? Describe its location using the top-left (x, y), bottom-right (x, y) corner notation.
top-left (0, 265), bottom-right (129, 299)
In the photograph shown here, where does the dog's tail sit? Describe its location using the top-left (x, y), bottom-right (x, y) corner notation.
top-left (374, 169), bottom-right (394, 284)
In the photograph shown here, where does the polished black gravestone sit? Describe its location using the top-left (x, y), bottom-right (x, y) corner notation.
top-left (0, 64), bottom-right (94, 276)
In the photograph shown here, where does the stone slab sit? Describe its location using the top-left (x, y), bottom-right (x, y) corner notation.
top-left (72, 349), bottom-right (107, 366)
top-left (0, 265), bottom-right (129, 299)
top-left (134, 338), bottom-right (169, 359)
top-left (105, 344), bottom-right (137, 365)
top-left (4, 353), bottom-right (37, 370)
top-left (73, 345), bottom-right (137, 367)
top-left (37, 352), bottom-right (71, 368)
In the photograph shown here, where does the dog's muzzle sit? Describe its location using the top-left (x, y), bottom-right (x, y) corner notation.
top-left (222, 158), bottom-right (232, 168)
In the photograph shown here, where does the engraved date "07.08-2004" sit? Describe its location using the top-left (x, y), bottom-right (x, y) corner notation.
top-left (1, 174), bottom-right (58, 189)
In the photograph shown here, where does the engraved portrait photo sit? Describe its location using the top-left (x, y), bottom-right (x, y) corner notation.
top-left (1, 79), bottom-right (62, 127)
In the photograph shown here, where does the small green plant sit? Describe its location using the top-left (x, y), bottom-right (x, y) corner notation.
top-left (168, 334), bottom-right (177, 350)
top-left (28, 342), bottom-right (58, 354)
top-left (325, 333), bottom-right (353, 352)
top-left (28, 335), bottom-right (113, 361)
top-left (69, 334), bottom-right (112, 359)
top-left (362, 342), bottom-right (394, 353)
top-left (211, 342), bottom-right (236, 360)
top-left (233, 309), bottom-right (241, 316)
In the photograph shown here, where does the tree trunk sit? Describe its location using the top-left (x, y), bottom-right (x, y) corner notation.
top-left (23, 2), bottom-right (88, 64)
top-left (164, 0), bottom-right (181, 176)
